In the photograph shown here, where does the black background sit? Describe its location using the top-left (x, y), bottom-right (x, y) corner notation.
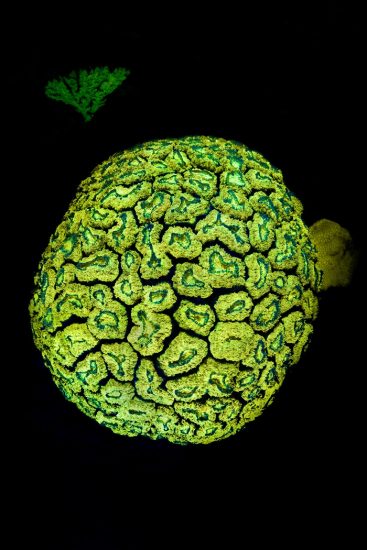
top-left (16, 4), bottom-right (364, 548)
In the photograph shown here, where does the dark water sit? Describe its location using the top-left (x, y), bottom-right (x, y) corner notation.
top-left (16, 8), bottom-right (364, 548)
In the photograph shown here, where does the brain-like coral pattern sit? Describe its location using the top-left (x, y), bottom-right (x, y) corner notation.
top-left (30, 136), bottom-right (322, 444)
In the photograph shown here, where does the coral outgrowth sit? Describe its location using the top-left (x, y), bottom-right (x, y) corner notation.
top-left (309, 219), bottom-right (357, 290)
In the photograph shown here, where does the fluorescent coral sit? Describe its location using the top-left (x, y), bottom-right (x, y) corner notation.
top-left (45, 67), bottom-right (130, 122)
top-left (30, 136), bottom-right (324, 444)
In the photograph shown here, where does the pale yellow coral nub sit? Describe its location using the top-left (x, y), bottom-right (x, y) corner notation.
top-left (309, 219), bottom-right (357, 290)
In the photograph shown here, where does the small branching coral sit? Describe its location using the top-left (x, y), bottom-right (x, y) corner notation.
top-left (29, 136), bottom-right (356, 445)
top-left (45, 67), bottom-right (130, 122)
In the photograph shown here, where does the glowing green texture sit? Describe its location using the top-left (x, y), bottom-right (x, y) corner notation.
top-left (30, 136), bottom-right (324, 445)
top-left (174, 300), bottom-right (215, 336)
top-left (209, 322), bottom-right (254, 361)
top-left (45, 67), bottom-right (130, 122)
top-left (214, 291), bottom-right (253, 321)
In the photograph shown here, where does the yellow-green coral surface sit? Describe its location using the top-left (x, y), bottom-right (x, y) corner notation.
top-left (30, 136), bottom-right (322, 444)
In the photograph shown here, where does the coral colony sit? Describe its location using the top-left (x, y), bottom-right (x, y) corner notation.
top-left (30, 136), bottom-right (354, 444)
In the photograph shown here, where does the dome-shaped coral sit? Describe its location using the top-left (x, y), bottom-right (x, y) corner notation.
top-left (29, 136), bottom-right (323, 444)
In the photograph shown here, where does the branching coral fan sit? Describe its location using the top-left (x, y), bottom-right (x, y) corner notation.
top-left (29, 136), bottom-right (352, 444)
top-left (45, 67), bottom-right (130, 122)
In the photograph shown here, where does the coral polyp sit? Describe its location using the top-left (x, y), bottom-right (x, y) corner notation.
top-left (30, 136), bottom-right (327, 444)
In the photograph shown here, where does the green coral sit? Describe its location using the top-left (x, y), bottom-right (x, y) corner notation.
top-left (209, 322), bottom-right (254, 362)
top-left (158, 332), bottom-right (208, 376)
top-left (102, 342), bottom-right (137, 382)
top-left (127, 304), bottom-right (172, 356)
top-left (30, 135), bottom-right (334, 445)
top-left (214, 291), bottom-right (253, 321)
top-left (174, 299), bottom-right (215, 336)
top-left (45, 66), bottom-right (130, 122)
